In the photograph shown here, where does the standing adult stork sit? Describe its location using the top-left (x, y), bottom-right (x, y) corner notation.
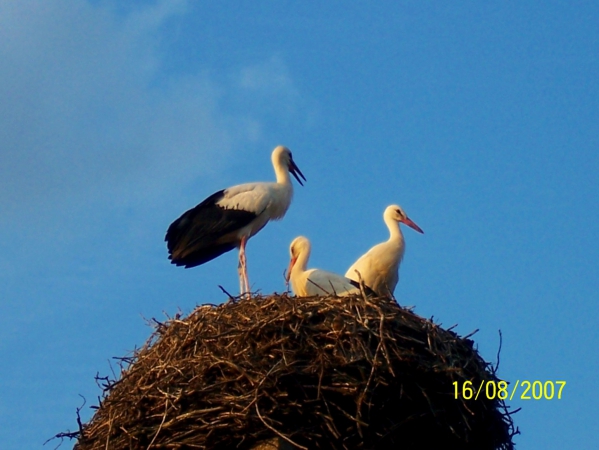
top-left (165, 146), bottom-right (306, 295)
top-left (345, 205), bottom-right (423, 297)
top-left (286, 236), bottom-right (366, 297)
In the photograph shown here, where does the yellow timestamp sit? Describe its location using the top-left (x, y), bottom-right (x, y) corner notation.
top-left (453, 380), bottom-right (566, 400)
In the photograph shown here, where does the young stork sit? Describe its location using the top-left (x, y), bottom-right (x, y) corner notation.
top-left (165, 146), bottom-right (306, 295)
top-left (286, 236), bottom-right (365, 297)
top-left (345, 205), bottom-right (423, 297)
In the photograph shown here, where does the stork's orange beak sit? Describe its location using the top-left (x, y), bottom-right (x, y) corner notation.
top-left (402, 217), bottom-right (424, 234)
top-left (285, 256), bottom-right (297, 282)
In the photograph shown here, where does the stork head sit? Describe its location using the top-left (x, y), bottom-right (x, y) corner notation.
top-left (272, 146), bottom-right (306, 186)
top-left (286, 235), bottom-right (311, 281)
top-left (385, 204), bottom-right (424, 234)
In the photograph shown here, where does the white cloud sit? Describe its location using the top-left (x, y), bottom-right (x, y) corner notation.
top-left (0, 0), bottom-right (314, 230)
top-left (239, 55), bottom-right (298, 94)
top-left (0, 0), bottom-right (232, 215)
top-left (236, 55), bottom-right (305, 116)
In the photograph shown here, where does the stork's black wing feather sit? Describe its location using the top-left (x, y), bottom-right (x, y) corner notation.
top-left (348, 279), bottom-right (377, 297)
top-left (165, 190), bottom-right (258, 268)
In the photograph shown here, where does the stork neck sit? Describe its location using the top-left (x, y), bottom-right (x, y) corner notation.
top-left (385, 216), bottom-right (404, 243)
top-left (293, 246), bottom-right (311, 276)
top-left (274, 163), bottom-right (292, 185)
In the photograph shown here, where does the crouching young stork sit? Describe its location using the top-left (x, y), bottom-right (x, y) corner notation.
top-left (345, 205), bottom-right (423, 298)
top-left (286, 236), bottom-right (370, 297)
top-left (165, 146), bottom-right (306, 295)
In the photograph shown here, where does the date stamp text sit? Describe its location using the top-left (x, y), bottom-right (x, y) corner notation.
top-left (453, 380), bottom-right (566, 400)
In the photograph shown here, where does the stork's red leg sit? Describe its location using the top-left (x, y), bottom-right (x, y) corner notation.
top-left (238, 259), bottom-right (245, 297)
top-left (238, 236), bottom-right (249, 296)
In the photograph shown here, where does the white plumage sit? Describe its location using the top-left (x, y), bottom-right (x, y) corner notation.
top-left (345, 205), bottom-right (423, 297)
top-left (165, 145), bottom-right (306, 295)
top-left (286, 236), bottom-right (363, 297)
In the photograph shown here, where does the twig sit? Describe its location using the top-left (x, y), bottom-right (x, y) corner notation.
top-left (146, 399), bottom-right (169, 449)
top-left (254, 404), bottom-right (308, 450)
top-left (43, 395), bottom-right (85, 447)
top-left (218, 285), bottom-right (235, 300)
top-left (307, 278), bottom-right (329, 295)
top-left (463, 328), bottom-right (479, 340)
top-left (494, 329), bottom-right (503, 375)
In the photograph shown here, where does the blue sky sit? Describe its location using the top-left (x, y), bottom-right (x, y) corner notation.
top-left (1, 1), bottom-right (598, 448)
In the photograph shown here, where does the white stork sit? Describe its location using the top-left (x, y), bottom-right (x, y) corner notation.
top-left (286, 236), bottom-right (367, 297)
top-left (165, 145), bottom-right (306, 295)
top-left (345, 205), bottom-right (423, 297)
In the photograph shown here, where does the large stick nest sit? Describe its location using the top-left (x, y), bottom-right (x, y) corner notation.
top-left (73, 294), bottom-right (517, 449)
